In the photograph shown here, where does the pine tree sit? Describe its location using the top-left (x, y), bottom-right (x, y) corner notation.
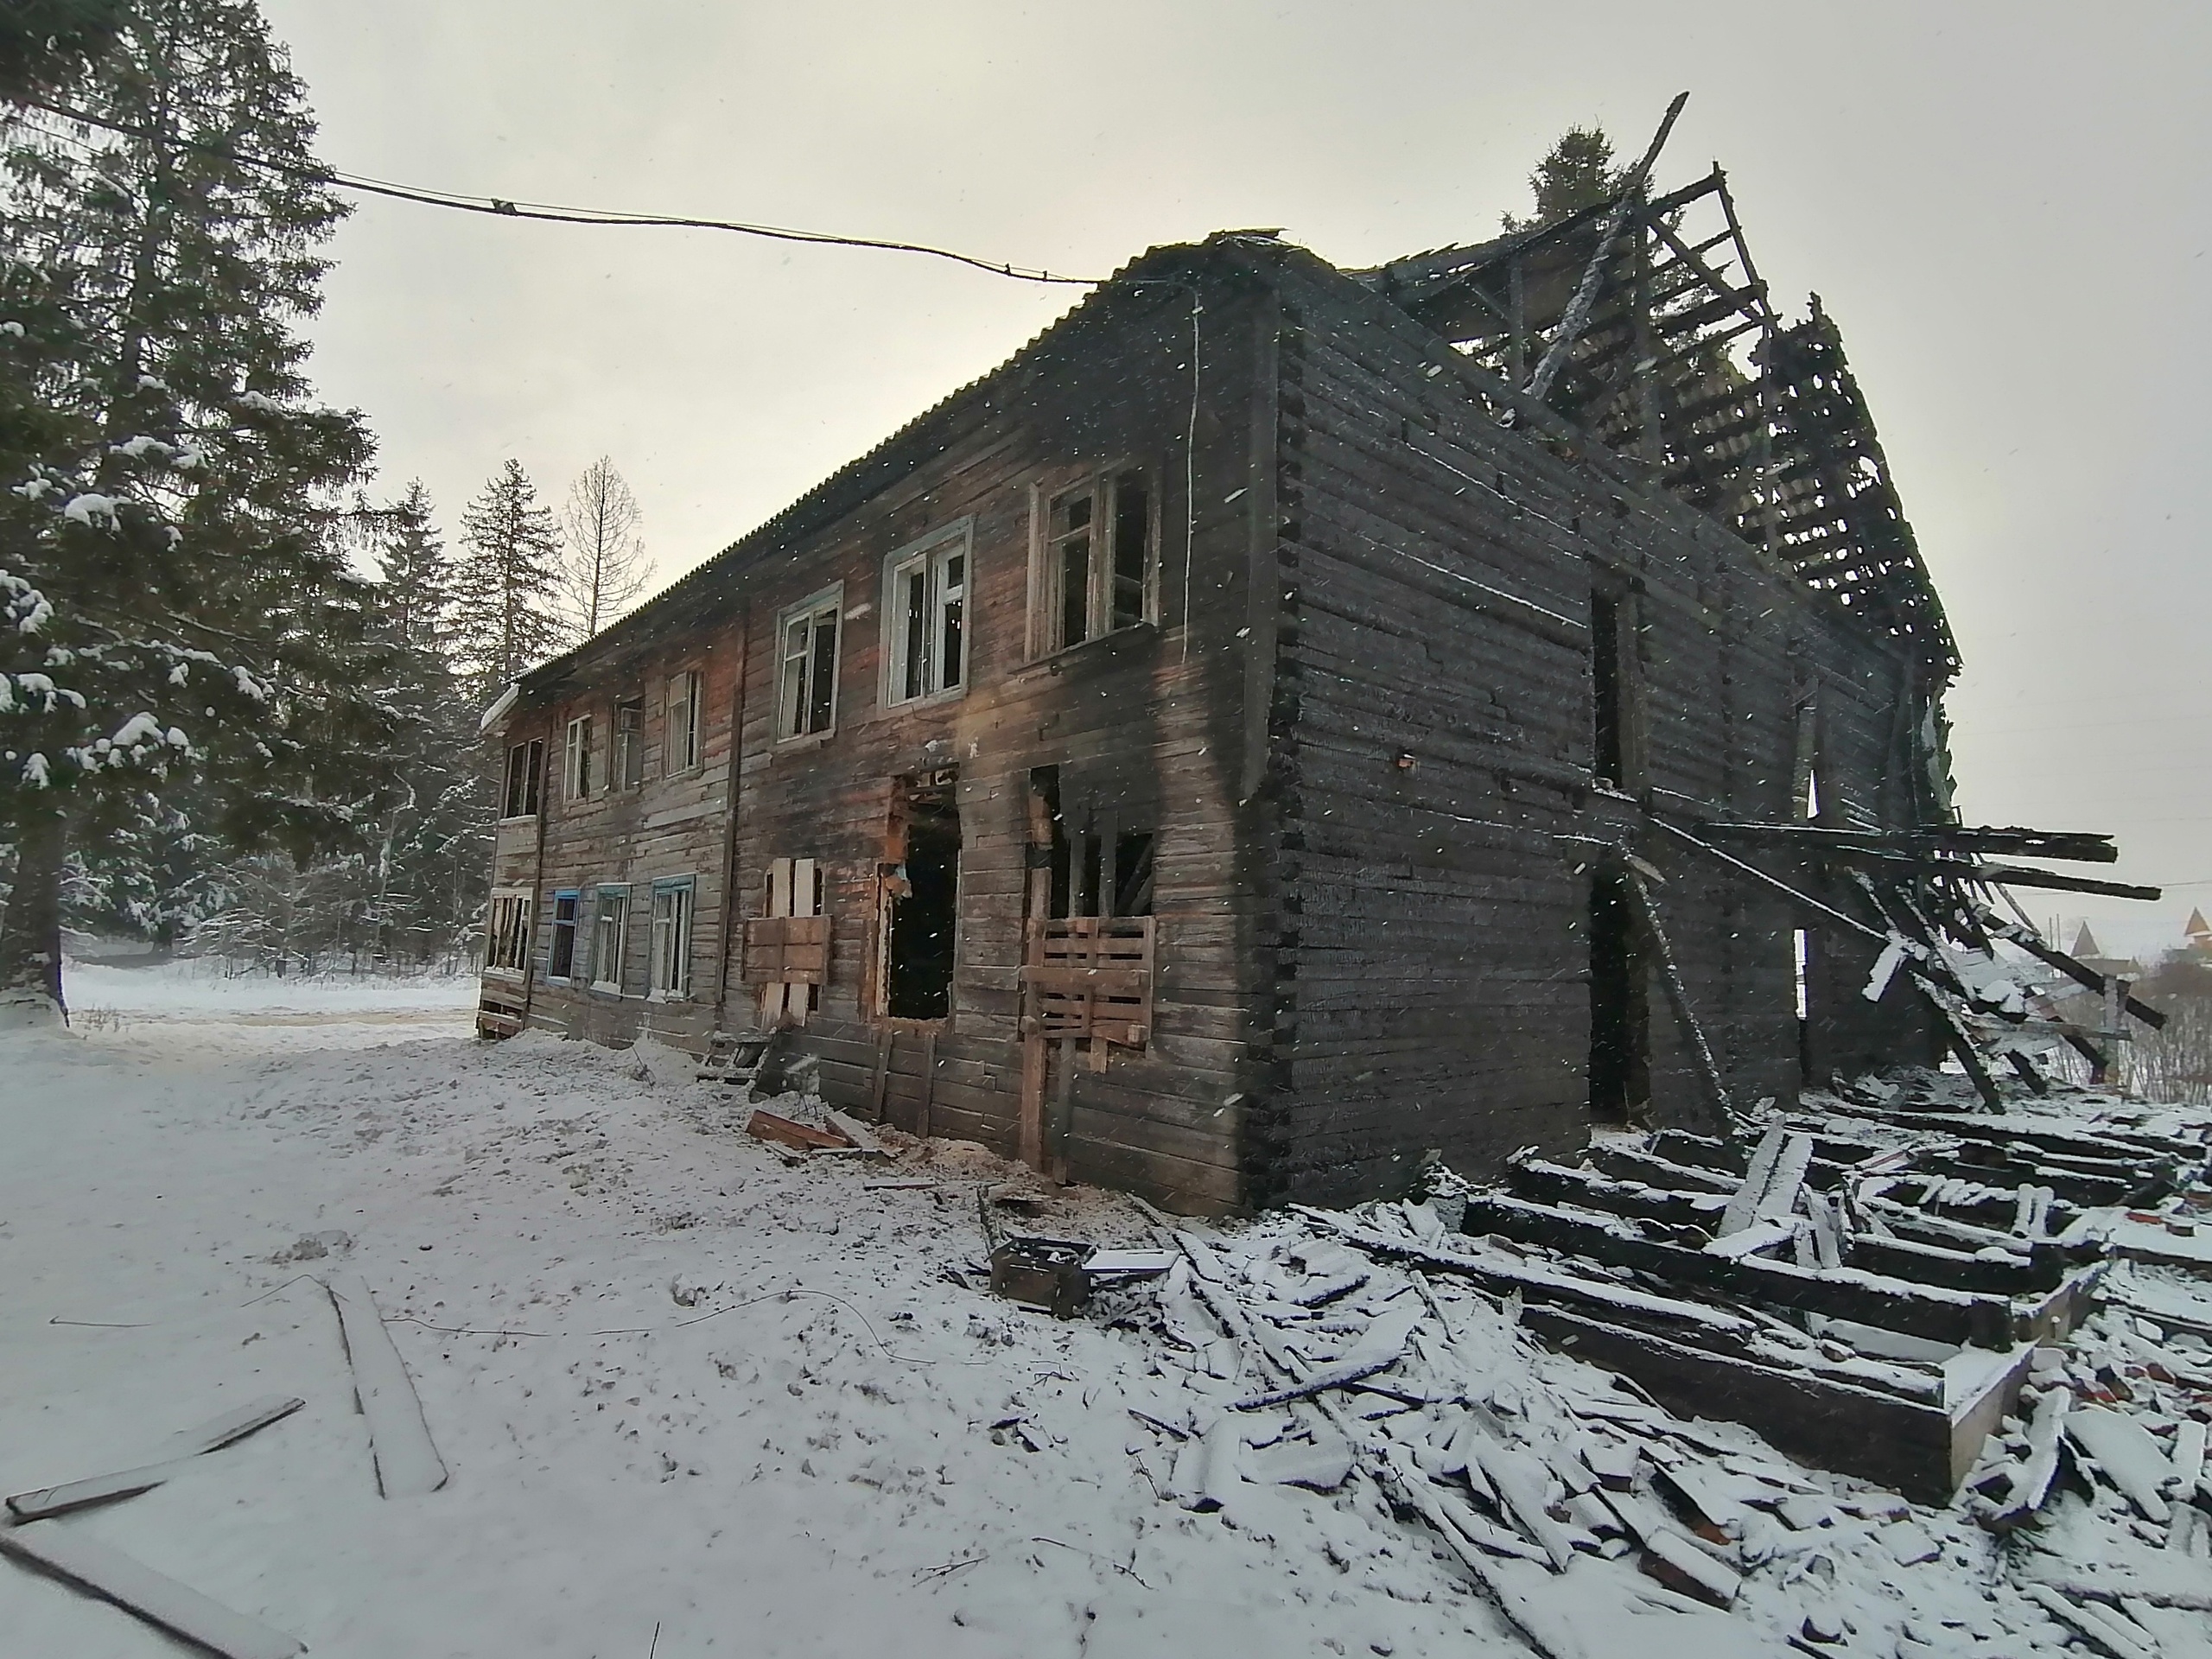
top-left (0, 1), bottom-right (128, 103)
top-left (0, 0), bottom-right (406, 1020)
top-left (358, 479), bottom-right (454, 652)
top-left (1502, 126), bottom-right (1621, 232)
top-left (558, 455), bottom-right (650, 639)
top-left (454, 459), bottom-right (565, 699)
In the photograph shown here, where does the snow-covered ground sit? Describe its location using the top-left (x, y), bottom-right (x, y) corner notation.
top-left (4, 963), bottom-right (2209, 1658)
top-left (0, 965), bottom-right (1508, 1657)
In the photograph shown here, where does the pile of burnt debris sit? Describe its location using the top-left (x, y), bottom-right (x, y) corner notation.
top-left (1073, 1088), bottom-right (2212, 1658)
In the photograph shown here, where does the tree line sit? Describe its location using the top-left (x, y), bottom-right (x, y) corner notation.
top-left (0, 0), bottom-right (652, 1007)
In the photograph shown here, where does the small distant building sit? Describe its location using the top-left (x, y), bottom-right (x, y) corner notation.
top-left (2070, 923), bottom-right (2140, 982)
top-left (2185, 908), bottom-right (2212, 958)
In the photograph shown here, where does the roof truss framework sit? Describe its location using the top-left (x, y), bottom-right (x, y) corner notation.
top-left (1360, 170), bottom-right (1959, 683)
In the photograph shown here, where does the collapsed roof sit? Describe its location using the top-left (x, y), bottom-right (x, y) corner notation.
top-left (1357, 162), bottom-right (1959, 684)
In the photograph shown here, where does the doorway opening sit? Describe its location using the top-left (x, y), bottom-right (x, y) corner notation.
top-left (1588, 868), bottom-right (1649, 1122)
top-left (885, 779), bottom-right (960, 1020)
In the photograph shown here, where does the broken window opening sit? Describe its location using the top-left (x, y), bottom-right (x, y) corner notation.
top-left (885, 531), bottom-right (969, 706)
top-left (668, 670), bottom-right (702, 772)
top-left (777, 592), bottom-right (841, 740)
top-left (591, 887), bottom-right (629, 993)
top-left (486, 890), bottom-right (533, 973)
top-left (1795, 928), bottom-right (1815, 1084)
top-left (613, 696), bottom-right (645, 790)
top-left (1112, 831), bottom-right (1156, 918)
top-left (1587, 868), bottom-right (1649, 1123)
top-left (885, 785), bottom-right (961, 1020)
top-left (1042, 469), bottom-right (1154, 654)
top-left (548, 891), bottom-right (580, 979)
top-left (563, 714), bottom-right (594, 801)
top-left (1591, 591), bottom-right (1624, 788)
top-left (502, 738), bottom-right (543, 819)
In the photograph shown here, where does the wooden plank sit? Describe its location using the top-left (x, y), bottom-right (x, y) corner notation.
top-left (0, 1522), bottom-right (304, 1659)
top-left (324, 1273), bottom-right (448, 1498)
top-left (6, 1395), bottom-right (304, 1522)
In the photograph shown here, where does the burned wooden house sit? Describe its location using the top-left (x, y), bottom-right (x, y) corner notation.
top-left (479, 149), bottom-right (2126, 1215)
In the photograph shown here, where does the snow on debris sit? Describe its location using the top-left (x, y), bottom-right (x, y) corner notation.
top-left (1, 980), bottom-right (2209, 1657)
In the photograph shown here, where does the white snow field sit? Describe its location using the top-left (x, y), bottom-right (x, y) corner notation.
top-left (3, 963), bottom-right (2208, 1658)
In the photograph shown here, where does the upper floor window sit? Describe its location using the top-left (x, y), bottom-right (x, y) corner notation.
top-left (502, 738), bottom-right (543, 819)
top-left (777, 588), bottom-right (841, 741)
top-left (884, 525), bottom-right (969, 707)
top-left (613, 696), bottom-right (645, 790)
top-left (667, 670), bottom-right (702, 773)
top-left (563, 714), bottom-right (594, 800)
top-left (1040, 468), bottom-right (1153, 655)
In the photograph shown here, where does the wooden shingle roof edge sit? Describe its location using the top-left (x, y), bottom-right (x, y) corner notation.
top-left (510, 233), bottom-right (1274, 704)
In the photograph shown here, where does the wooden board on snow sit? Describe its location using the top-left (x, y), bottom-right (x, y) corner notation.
top-left (0, 1521), bottom-right (304, 1659)
top-left (325, 1273), bottom-right (448, 1498)
top-left (7, 1395), bottom-right (304, 1522)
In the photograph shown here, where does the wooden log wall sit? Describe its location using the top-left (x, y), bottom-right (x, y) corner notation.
top-left (1252, 248), bottom-right (1936, 1207)
top-left (487, 251), bottom-right (1284, 1214)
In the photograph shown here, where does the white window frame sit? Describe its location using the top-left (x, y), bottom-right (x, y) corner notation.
top-left (666, 670), bottom-right (702, 776)
top-left (1029, 467), bottom-right (1155, 658)
top-left (880, 520), bottom-right (973, 709)
top-left (649, 877), bottom-right (695, 1001)
top-left (590, 886), bottom-right (631, 994)
top-left (563, 714), bottom-right (594, 801)
top-left (613, 696), bottom-right (645, 791)
top-left (485, 888), bottom-right (533, 976)
top-left (775, 585), bottom-right (843, 742)
top-left (501, 738), bottom-right (543, 821)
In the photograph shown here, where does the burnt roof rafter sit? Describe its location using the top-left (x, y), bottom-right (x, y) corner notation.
top-left (1354, 162), bottom-right (1958, 682)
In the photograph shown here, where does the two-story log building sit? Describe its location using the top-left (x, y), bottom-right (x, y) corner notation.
top-left (478, 168), bottom-right (1959, 1213)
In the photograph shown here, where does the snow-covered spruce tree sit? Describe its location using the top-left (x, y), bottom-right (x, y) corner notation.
top-left (454, 458), bottom-right (566, 702)
top-left (357, 480), bottom-right (487, 965)
top-left (558, 454), bottom-right (650, 639)
top-left (0, 0), bottom-right (405, 1021)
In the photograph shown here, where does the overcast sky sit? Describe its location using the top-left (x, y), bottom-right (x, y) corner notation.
top-left (263, 0), bottom-right (2210, 957)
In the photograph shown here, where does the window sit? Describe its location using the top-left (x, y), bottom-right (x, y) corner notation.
top-left (591, 887), bottom-right (630, 993)
top-left (613, 697), bottom-right (645, 790)
top-left (563, 715), bottom-right (594, 801)
top-left (502, 739), bottom-right (543, 819)
top-left (548, 891), bottom-right (580, 978)
top-left (650, 878), bottom-right (695, 998)
top-left (1040, 469), bottom-right (1152, 653)
top-left (776, 589), bottom-right (841, 740)
top-left (883, 527), bottom-right (969, 706)
top-left (667, 671), bottom-right (702, 774)
top-left (486, 890), bottom-right (533, 973)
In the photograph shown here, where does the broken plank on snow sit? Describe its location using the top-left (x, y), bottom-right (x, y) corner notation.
top-left (0, 1521), bottom-right (303, 1659)
top-left (6, 1395), bottom-right (304, 1522)
top-left (325, 1273), bottom-right (448, 1498)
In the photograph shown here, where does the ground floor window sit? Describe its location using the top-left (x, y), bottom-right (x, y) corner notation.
top-left (650, 878), bottom-right (695, 999)
top-left (548, 891), bottom-right (581, 979)
top-left (592, 886), bottom-right (631, 993)
top-left (486, 890), bottom-right (533, 973)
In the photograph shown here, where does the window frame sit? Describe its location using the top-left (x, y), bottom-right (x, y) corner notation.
top-left (501, 738), bottom-right (544, 821)
top-left (880, 519), bottom-right (974, 711)
top-left (547, 889), bottom-right (581, 980)
top-left (563, 714), bottom-right (594, 802)
top-left (485, 887), bottom-right (534, 976)
top-left (648, 875), bottom-right (696, 1001)
top-left (589, 885), bottom-right (632, 995)
top-left (1029, 466), bottom-right (1157, 659)
top-left (613, 696), bottom-right (645, 791)
top-left (774, 584), bottom-right (843, 744)
top-left (666, 669), bottom-right (702, 777)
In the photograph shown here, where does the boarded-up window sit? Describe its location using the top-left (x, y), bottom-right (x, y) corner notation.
top-left (1020, 916), bottom-right (1154, 1059)
top-left (749, 855), bottom-right (827, 1024)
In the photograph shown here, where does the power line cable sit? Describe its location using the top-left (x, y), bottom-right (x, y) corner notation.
top-left (16, 94), bottom-right (1104, 286)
